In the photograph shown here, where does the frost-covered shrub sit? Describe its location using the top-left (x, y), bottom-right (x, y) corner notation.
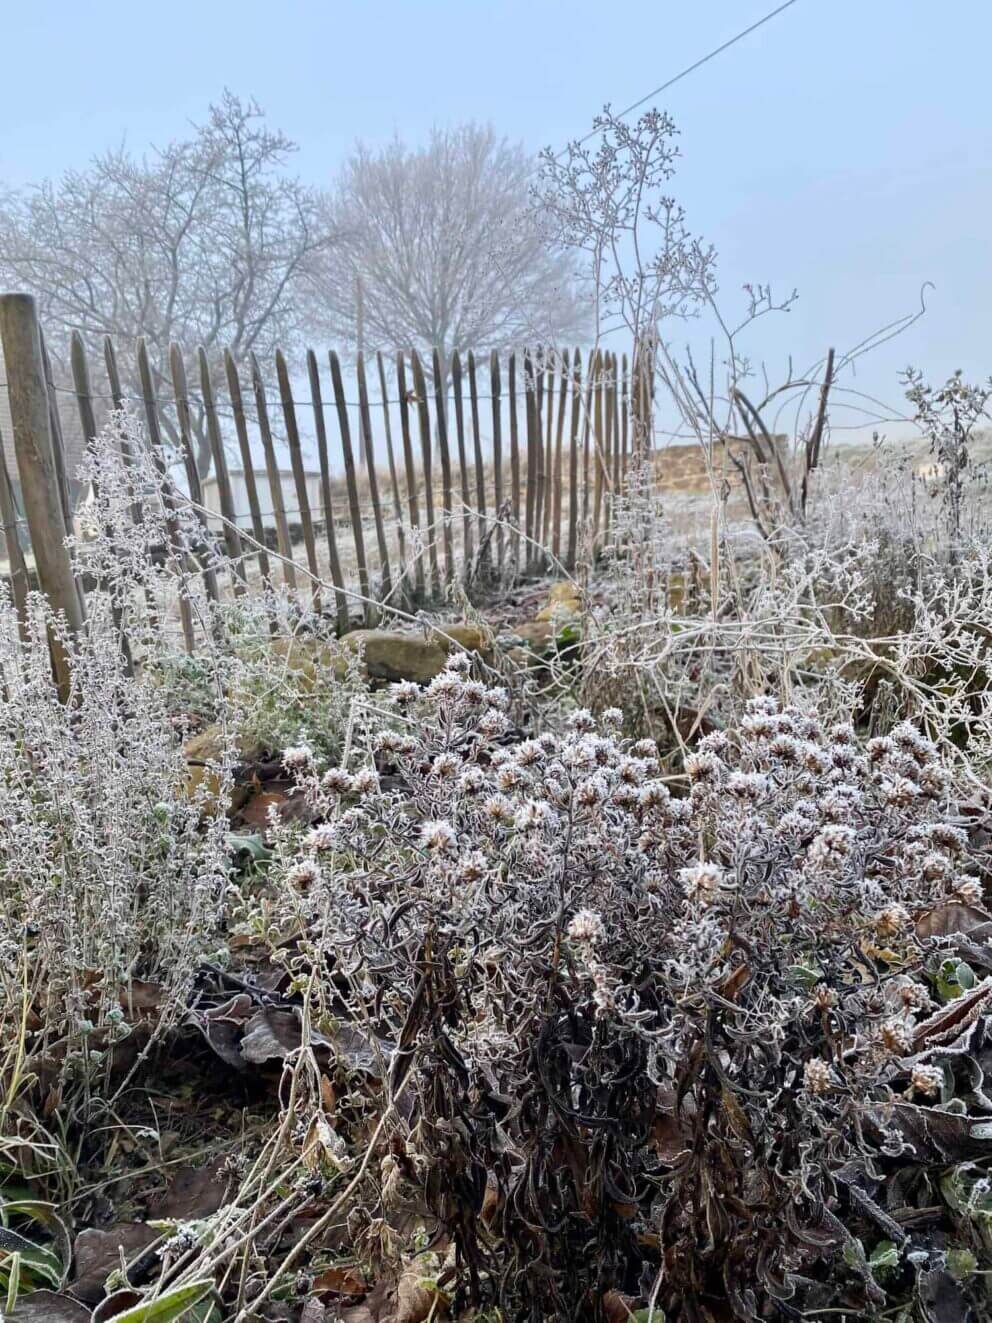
top-left (0, 593), bottom-right (231, 1103)
top-left (257, 659), bottom-right (992, 1319)
top-left (147, 603), bottom-right (371, 763)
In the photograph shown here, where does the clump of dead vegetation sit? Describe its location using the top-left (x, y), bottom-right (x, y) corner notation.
top-left (4, 346), bottom-right (992, 1319)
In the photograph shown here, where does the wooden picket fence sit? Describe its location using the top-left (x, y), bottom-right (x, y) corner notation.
top-left (0, 293), bottom-right (654, 679)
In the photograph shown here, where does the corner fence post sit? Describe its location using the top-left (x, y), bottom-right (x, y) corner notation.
top-left (0, 293), bottom-right (85, 698)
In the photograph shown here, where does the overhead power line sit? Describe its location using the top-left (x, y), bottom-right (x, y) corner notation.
top-left (553, 0), bottom-right (803, 160)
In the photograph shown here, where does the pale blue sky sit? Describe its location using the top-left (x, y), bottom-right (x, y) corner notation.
top-left (2, 0), bottom-right (989, 442)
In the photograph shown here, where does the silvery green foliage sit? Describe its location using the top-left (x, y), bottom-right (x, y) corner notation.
top-left (0, 589), bottom-right (231, 1097)
top-left (260, 657), bottom-right (990, 1318)
top-left (71, 404), bottom-right (223, 636)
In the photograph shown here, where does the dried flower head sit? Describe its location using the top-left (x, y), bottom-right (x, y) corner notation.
top-left (804, 1058), bottom-right (833, 1094)
top-left (568, 909), bottom-right (605, 944)
top-left (283, 744), bottom-right (314, 773)
top-left (420, 820), bottom-right (457, 853)
top-left (910, 1063), bottom-right (943, 1098)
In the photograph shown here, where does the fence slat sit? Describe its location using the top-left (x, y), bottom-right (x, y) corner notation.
top-left (523, 351), bottom-right (539, 572)
top-left (430, 348), bottom-right (454, 586)
top-left (169, 345), bottom-right (221, 606)
top-left (604, 351), bottom-right (616, 542)
top-left (592, 350), bottom-right (605, 543)
top-left (541, 351), bottom-right (555, 548)
top-left (224, 351), bottom-right (274, 601)
top-left (451, 352), bottom-right (473, 568)
top-left (552, 348), bottom-right (568, 560)
top-left (69, 332), bottom-right (100, 495)
top-left (375, 350), bottom-right (407, 592)
top-left (105, 338), bottom-right (162, 642)
top-left (306, 350), bottom-right (349, 632)
top-left (581, 349), bottom-right (594, 535)
top-left (620, 353), bottom-right (629, 489)
top-left (357, 352), bottom-right (393, 601)
top-left (490, 350), bottom-right (503, 572)
top-left (41, 332), bottom-right (74, 535)
top-left (533, 351), bottom-right (546, 561)
top-left (70, 332), bottom-right (140, 669)
top-left (0, 427), bottom-right (30, 636)
top-left (396, 353), bottom-right (425, 600)
top-left (566, 348), bottom-right (582, 571)
top-left (103, 338), bottom-right (145, 529)
top-left (508, 351), bottom-right (520, 574)
top-left (467, 352), bottom-right (487, 558)
top-left (329, 349), bottom-right (373, 623)
top-left (137, 338), bottom-right (195, 653)
top-left (199, 349), bottom-right (247, 597)
top-left (276, 348), bottom-right (322, 612)
top-left (250, 352), bottom-right (297, 594)
top-left (410, 350), bottom-right (439, 595)
top-left (0, 294), bottom-right (85, 697)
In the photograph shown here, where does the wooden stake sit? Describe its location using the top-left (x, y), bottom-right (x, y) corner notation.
top-left (306, 350), bottom-right (349, 631)
top-left (0, 293), bottom-right (85, 697)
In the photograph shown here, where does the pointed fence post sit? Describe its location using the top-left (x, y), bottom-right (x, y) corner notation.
top-left (0, 294), bottom-right (85, 698)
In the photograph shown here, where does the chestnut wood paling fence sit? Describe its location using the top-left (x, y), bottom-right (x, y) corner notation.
top-left (0, 293), bottom-right (653, 682)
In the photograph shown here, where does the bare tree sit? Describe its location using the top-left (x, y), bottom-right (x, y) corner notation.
top-left (310, 124), bottom-right (588, 363)
top-left (532, 107), bottom-right (716, 346)
top-left (532, 106), bottom-right (717, 453)
top-left (0, 91), bottom-right (337, 473)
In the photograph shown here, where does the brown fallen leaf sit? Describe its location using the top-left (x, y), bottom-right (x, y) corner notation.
top-left (149, 1158), bottom-right (228, 1220)
top-left (916, 901), bottom-right (992, 941)
top-left (603, 1288), bottom-right (642, 1322)
top-left (320, 1072), bottom-right (337, 1113)
top-left (237, 790), bottom-right (288, 830)
top-left (717, 962), bottom-right (751, 1001)
top-left (72, 1222), bottom-right (160, 1303)
top-left (91, 1292), bottom-right (143, 1322)
top-left (396, 1262), bottom-right (445, 1323)
top-left (122, 980), bottom-right (167, 1013)
top-left (313, 1263), bottom-right (369, 1296)
top-left (651, 1091), bottom-right (690, 1163)
top-left (913, 977), bottom-right (992, 1048)
top-left (8, 1291), bottom-right (89, 1321)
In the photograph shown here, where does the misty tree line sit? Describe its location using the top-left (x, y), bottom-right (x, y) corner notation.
top-left (0, 93), bottom-right (715, 474)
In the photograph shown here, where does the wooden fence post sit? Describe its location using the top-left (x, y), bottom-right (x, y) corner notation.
top-left (396, 353), bottom-right (425, 600)
top-left (0, 294), bottom-right (85, 698)
top-left (169, 345), bottom-right (220, 607)
top-left (507, 351), bottom-right (520, 575)
top-left (410, 350), bottom-right (440, 595)
top-left (541, 350), bottom-right (555, 548)
top-left (451, 351), bottom-right (473, 568)
top-left (224, 351), bottom-right (274, 602)
top-left (430, 348), bottom-right (454, 587)
top-left (306, 349), bottom-right (350, 632)
top-left (329, 350), bottom-right (373, 623)
top-left (356, 353), bottom-right (393, 600)
top-left (566, 348), bottom-right (582, 571)
top-left (199, 349), bottom-right (247, 597)
top-left (70, 331), bottom-right (135, 672)
top-left (467, 351), bottom-right (487, 554)
top-left (40, 331), bottom-right (74, 535)
top-left (136, 337), bottom-right (196, 653)
top-left (552, 348), bottom-right (568, 560)
top-left (103, 337), bottom-right (145, 528)
top-left (0, 429), bottom-right (30, 636)
top-left (276, 349), bottom-right (322, 612)
top-left (490, 351), bottom-right (504, 573)
top-left (375, 351), bottom-right (408, 593)
top-left (250, 352), bottom-right (298, 596)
